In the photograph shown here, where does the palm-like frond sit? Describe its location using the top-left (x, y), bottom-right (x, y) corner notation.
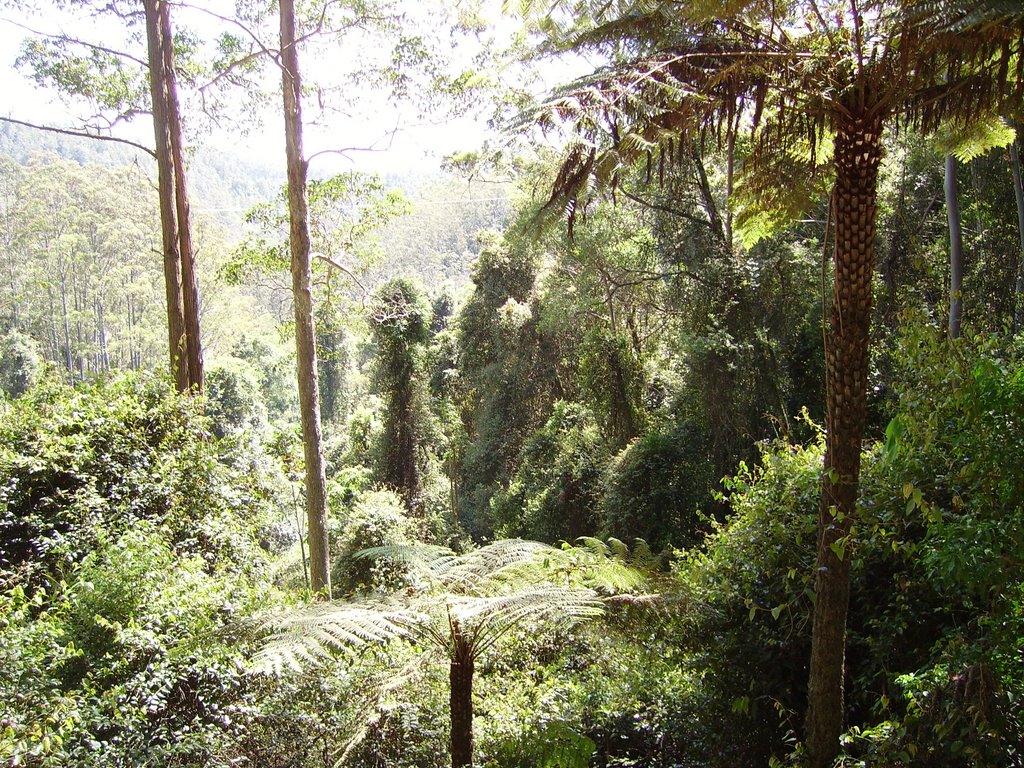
top-left (259, 539), bottom-right (654, 678)
top-left (450, 584), bottom-right (603, 657)
top-left (357, 539), bottom-right (562, 593)
top-left (253, 602), bottom-right (423, 675)
top-left (525, 0), bottom-right (1024, 233)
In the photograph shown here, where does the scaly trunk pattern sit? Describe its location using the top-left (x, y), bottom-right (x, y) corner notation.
top-left (280, 0), bottom-right (331, 597)
top-left (143, 0), bottom-right (188, 391)
top-left (806, 109), bottom-right (882, 768)
top-left (158, 0), bottom-right (204, 391)
top-left (449, 629), bottom-right (474, 768)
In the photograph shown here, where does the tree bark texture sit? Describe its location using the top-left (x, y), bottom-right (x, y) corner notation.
top-left (143, 0), bottom-right (188, 392)
top-left (280, 0), bottom-right (331, 597)
top-left (157, 0), bottom-right (204, 391)
top-left (1010, 136), bottom-right (1024, 332)
top-left (449, 631), bottom-right (475, 768)
top-left (805, 110), bottom-right (882, 768)
top-left (945, 155), bottom-right (963, 339)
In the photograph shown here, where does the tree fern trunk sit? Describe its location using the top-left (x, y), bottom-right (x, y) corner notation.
top-left (450, 632), bottom-right (474, 768)
top-left (806, 110), bottom-right (882, 768)
top-left (1010, 134), bottom-right (1024, 332)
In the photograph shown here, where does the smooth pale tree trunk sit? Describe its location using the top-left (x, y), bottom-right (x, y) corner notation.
top-left (1011, 135), bottom-right (1024, 332)
top-left (143, 0), bottom-right (188, 391)
top-left (157, 0), bottom-right (204, 391)
top-left (449, 628), bottom-right (474, 768)
top-left (280, 0), bottom-right (331, 597)
top-left (806, 108), bottom-right (883, 768)
top-left (946, 155), bottom-right (964, 339)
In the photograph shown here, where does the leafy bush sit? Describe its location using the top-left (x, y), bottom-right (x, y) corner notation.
top-left (490, 402), bottom-right (610, 543)
top-left (205, 358), bottom-right (268, 438)
top-left (601, 422), bottom-right (716, 552)
top-left (332, 489), bottom-right (416, 595)
top-left (0, 527), bottom-right (273, 767)
top-left (0, 372), bottom-right (275, 582)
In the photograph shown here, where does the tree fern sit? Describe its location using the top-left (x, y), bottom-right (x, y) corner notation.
top-left (256, 538), bottom-right (654, 767)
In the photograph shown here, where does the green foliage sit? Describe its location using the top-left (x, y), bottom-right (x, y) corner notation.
top-left (578, 331), bottom-right (646, 447)
top-left (0, 372), bottom-right (274, 582)
top-left (369, 278), bottom-right (433, 510)
top-left (455, 232), bottom-right (561, 538)
top-left (0, 328), bottom-right (45, 398)
top-left (491, 402), bottom-right (610, 543)
top-left (227, 171), bottom-right (409, 285)
top-left (0, 526), bottom-right (273, 768)
top-left (333, 489), bottom-right (417, 595)
top-left (668, 440), bottom-right (820, 765)
top-left (205, 358), bottom-right (267, 438)
top-left (601, 422), bottom-right (716, 552)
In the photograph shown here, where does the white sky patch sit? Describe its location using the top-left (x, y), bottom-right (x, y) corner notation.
top-left (0, 0), bottom-right (540, 177)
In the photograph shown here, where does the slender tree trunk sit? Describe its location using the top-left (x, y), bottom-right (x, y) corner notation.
top-left (805, 110), bottom-right (882, 768)
top-left (158, 0), bottom-right (204, 391)
top-left (1011, 135), bottom-right (1024, 332)
top-left (143, 0), bottom-right (188, 391)
top-left (946, 155), bottom-right (964, 339)
top-left (449, 630), bottom-right (474, 768)
top-left (280, 0), bottom-right (331, 597)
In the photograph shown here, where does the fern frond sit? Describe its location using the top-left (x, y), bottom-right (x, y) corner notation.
top-left (442, 539), bottom-right (559, 585)
top-left (454, 585), bottom-right (603, 656)
top-left (252, 602), bottom-right (424, 675)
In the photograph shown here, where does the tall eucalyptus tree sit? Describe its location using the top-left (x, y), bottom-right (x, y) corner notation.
top-left (10, 0), bottom-right (207, 390)
top-left (279, 0), bottom-right (331, 597)
top-left (524, 1), bottom-right (1023, 763)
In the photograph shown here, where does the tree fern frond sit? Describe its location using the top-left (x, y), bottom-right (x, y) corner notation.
top-left (456, 585), bottom-right (603, 655)
top-left (442, 539), bottom-right (558, 582)
top-left (354, 543), bottom-right (458, 585)
top-left (252, 602), bottom-right (424, 675)
top-left (576, 535), bottom-right (611, 558)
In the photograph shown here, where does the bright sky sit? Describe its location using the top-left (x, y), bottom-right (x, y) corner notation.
top-left (0, 1), bottom-right (526, 176)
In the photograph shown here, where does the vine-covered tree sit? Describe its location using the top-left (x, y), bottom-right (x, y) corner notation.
top-left (369, 278), bottom-right (432, 512)
top-left (525, 0), bottom-right (1024, 763)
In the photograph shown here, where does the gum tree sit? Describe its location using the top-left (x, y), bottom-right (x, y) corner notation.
top-left (9, 0), bottom-right (206, 390)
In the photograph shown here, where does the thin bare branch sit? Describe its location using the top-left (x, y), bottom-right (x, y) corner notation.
top-left (0, 116), bottom-right (157, 158)
top-left (313, 252), bottom-right (368, 296)
top-left (0, 17), bottom-right (149, 68)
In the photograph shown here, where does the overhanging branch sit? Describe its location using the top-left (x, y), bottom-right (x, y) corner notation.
top-left (0, 116), bottom-right (157, 159)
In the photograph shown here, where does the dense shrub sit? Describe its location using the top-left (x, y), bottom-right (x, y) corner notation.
top-left (0, 527), bottom-right (273, 767)
top-left (206, 359), bottom-right (268, 438)
top-left (332, 489), bottom-right (416, 595)
top-left (0, 372), bottom-right (276, 583)
top-left (600, 422), bottom-right (717, 552)
top-left (490, 402), bottom-right (610, 542)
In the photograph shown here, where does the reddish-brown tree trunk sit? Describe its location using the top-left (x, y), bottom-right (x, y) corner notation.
top-left (143, 0), bottom-right (187, 391)
top-left (157, 0), bottom-right (204, 391)
top-left (449, 630), bottom-right (474, 768)
top-left (280, 0), bottom-right (331, 597)
top-left (805, 109), bottom-right (882, 768)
